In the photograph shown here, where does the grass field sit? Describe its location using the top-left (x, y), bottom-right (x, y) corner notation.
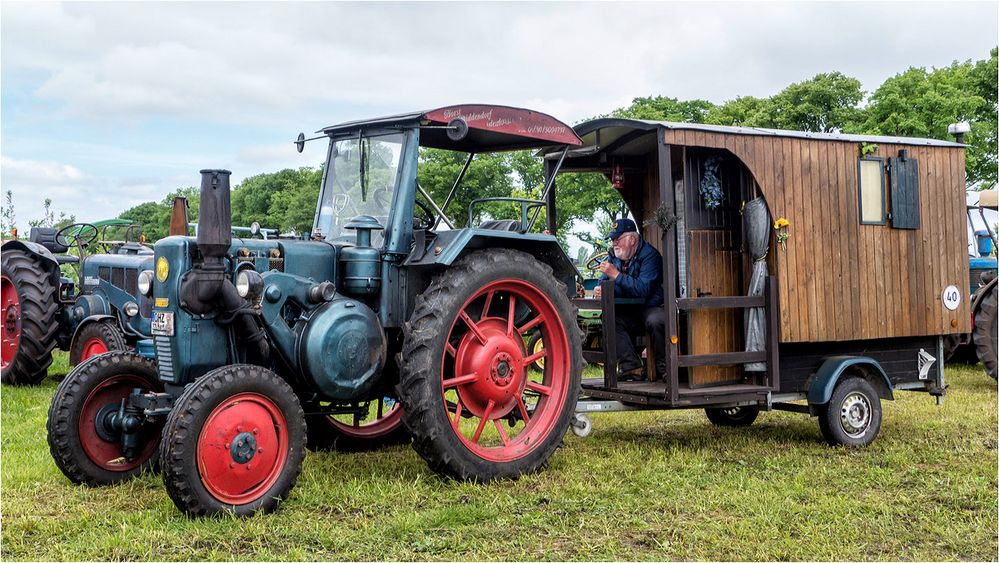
top-left (1, 352), bottom-right (996, 561)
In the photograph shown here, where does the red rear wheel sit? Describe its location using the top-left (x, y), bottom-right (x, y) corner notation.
top-left (399, 249), bottom-right (582, 481)
top-left (442, 279), bottom-right (571, 462)
top-left (81, 338), bottom-right (109, 361)
top-left (306, 396), bottom-right (408, 451)
top-left (1, 274), bottom-right (20, 370)
top-left (70, 319), bottom-right (128, 366)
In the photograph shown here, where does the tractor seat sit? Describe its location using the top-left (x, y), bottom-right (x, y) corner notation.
top-left (28, 227), bottom-right (70, 254)
top-left (478, 219), bottom-right (522, 232)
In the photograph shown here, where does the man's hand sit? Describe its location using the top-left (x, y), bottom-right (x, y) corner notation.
top-left (593, 285), bottom-right (602, 299)
top-left (597, 260), bottom-right (619, 280)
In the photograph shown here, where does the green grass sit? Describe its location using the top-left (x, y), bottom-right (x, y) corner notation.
top-left (2, 353), bottom-right (996, 560)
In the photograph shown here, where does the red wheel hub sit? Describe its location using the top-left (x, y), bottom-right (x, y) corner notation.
top-left (1, 275), bottom-right (20, 369)
top-left (81, 337), bottom-right (109, 361)
top-left (79, 374), bottom-right (160, 471)
top-left (197, 392), bottom-right (288, 505)
top-left (441, 279), bottom-right (570, 462)
top-left (326, 397), bottom-right (403, 438)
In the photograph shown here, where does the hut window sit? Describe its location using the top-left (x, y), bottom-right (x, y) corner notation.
top-left (858, 158), bottom-right (886, 224)
top-left (888, 153), bottom-right (920, 229)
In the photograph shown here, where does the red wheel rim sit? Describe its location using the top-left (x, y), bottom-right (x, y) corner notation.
top-left (79, 374), bottom-right (161, 471)
top-left (197, 392), bottom-right (289, 505)
top-left (440, 279), bottom-right (570, 462)
top-left (325, 398), bottom-right (403, 438)
top-left (81, 337), bottom-right (109, 361)
top-left (1, 275), bottom-right (20, 369)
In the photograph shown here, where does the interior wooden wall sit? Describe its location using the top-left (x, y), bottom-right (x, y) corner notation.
top-left (662, 129), bottom-right (970, 343)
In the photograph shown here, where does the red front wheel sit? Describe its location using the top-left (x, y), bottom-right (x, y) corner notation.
top-left (398, 249), bottom-right (582, 480)
top-left (69, 319), bottom-right (129, 365)
top-left (160, 364), bottom-right (306, 517)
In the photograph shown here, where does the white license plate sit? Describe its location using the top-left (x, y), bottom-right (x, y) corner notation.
top-left (151, 311), bottom-right (174, 336)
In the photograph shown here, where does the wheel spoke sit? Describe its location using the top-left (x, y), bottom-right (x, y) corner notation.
top-left (459, 311), bottom-right (488, 345)
top-left (493, 420), bottom-right (511, 446)
top-left (523, 348), bottom-right (546, 365)
top-left (445, 342), bottom-right (457, 357)
top-left (525, 381), bottom-right (552, 396)
top-left (472, 400), bottom-right (495, 442)
top-left (518, 315), bottom-right (544, 335)
top-left (443, 373), bottom-right (478, 389)
top-left (506, 296), bottom-right (517, 336)
top-left (480, 290), bottom-right (495, 321)
top-left (516, 396), bottom-right (531, 425)
top-left (452, 400), bottom-right (463, 431)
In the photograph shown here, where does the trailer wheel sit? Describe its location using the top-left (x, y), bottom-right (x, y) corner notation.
top-left (973, 285), bottom-right (997, 380)
top-left (69, 319), bottom-right (128, 365)
top-left (1, 250), bottom-right (59, 385)
top-left (398, 249), bottom-right (583, 481)
top-left (47, 351), bottom-right (163, 485)
top-left (160, 364), bottom-right (306, 517)
top-left (705, 406), bottom-right (760, 427)
top-left (305, 396), bottom-right (409, 451)
top-left (817, 376), bottom-right (882, 447)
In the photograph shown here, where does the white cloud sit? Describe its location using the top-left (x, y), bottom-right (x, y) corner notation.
top-left (1, 156), bottom-right (86, 184)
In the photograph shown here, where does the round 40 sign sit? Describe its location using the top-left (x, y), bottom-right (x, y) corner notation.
top-left (942, 285), bottom-right (962, 311)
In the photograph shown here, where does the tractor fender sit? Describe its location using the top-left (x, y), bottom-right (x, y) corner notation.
top-left (807, 356), bottom-right (894, 406)
top-left (406, 228), bottom-right (579, 289)
top-left (68, 314), bottom-right (118, 349)
top-left (1, 239), bottom-right (61, 285)
top-left (971, 276), bottom-right (998, 319)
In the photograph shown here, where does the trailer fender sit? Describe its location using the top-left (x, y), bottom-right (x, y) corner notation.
top-left (807, 356), bottom-right (894, 406)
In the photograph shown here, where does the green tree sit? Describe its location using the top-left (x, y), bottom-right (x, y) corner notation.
top-left (706, 95), bottom-right (775, 127)
top-left (417, 149), bottom-right (513, 228)
top-left (231, 167), bottom-right (322, 234)
top-left (769, 72), bottom-right (864, 132)
top-left (2, 190), bottom-right (17, 239)
top-left (611, 96), bottom-right (715, 122)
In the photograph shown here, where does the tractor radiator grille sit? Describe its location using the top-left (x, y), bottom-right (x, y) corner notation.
top-left (98, 267), bottom-right (139, 297)
top-left (154, 337), bottom-right (175, 382)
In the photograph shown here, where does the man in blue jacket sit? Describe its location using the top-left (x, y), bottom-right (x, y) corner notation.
top-left (595, 218), bottom-right (666, 381)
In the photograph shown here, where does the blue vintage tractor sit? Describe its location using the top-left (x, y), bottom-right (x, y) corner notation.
top-left (1, 220), bottom-right (156, 384)
top-left (47, 105), bottom-right (588, 516)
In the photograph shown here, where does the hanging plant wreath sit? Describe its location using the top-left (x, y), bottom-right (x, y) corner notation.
top-left (699, 156), bottom-right (724, 209)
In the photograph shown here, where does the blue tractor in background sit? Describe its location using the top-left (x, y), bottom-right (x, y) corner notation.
top-left (48, 105), bottom-right (589, 517)
top-left (964, 189), bottom-right (997, 379)
top-left (1, 220), bottom-right (156, 384)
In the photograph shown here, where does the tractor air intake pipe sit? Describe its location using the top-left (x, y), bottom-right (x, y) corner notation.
top-left (168, 196), bottom-right (190, 236)
top-left (179, 170), bottom-right (269, 362)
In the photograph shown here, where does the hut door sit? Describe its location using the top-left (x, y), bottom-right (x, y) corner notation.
top-left (684, 152), bottom-right (743, 387)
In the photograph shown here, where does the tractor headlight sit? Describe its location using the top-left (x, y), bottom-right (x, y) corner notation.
top-left (236, 269), bottom-right (264, 300)
top-left (123, 301), bottom-right (140, 317)
top-left (138, 270), bottom-right (154, 296)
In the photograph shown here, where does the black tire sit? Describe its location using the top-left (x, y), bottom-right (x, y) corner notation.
top-left (305, 396), bottom-right (409, 451)
top-left (973, 284), bottom-right (997, 380)
top-left (1, 249), bottom-right (60, 385)
top-left (160, 364), bottom-right (306, 517)
top-left (47, 351), bottom-right (164, 485)
top-left (705, 405), bottom-right (760, 427)
top-left (397, 249), bottom-right (583, 481)
top-left (817, 376), bottom-right (882, 447)
top-left (69, 319), bottom-right (128, 366)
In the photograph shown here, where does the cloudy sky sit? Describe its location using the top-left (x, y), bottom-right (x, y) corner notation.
top-left (2, 1), bottom-right (996, 228)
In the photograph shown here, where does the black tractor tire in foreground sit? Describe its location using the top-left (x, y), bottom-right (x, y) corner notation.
top-left (817, 376), bottom-right (882, 447)
top-left (160, 364), bottom-right (306, 517)
top-left (1, 249), bottom-right (60, 385)
top-left (305, 396), bottom-right (410, 451)
top-left (47, 351), bottom-right (164, 485)
top-left (705, 405), bottom-right (760, 427)
top-left (398, 249), bottom-right (583, 481)
top-left (69, 319), bottom-right (129, 366)
top-left (973, 284), bottom-right (997, 380)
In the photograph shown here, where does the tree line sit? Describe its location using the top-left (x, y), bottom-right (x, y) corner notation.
top-left (3, 48), bottom-right (994, 246)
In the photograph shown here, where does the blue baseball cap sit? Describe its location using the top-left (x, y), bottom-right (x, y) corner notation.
top-left (606, 218), bottom-right (638, 240)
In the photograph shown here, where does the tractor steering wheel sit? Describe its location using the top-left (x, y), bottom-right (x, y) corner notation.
top-left (57, 223), bottom-right (100, 251)
top-left (585, 251), bottom-right (608, 271)
top-left (414, 198), bottom-right (436, 229)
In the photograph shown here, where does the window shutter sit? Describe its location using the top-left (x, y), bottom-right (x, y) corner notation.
top-left (889, 152), bottom-right (919, 229)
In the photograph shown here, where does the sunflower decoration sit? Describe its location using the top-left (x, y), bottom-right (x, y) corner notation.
top-left (774, 217), bottom-right (791, 250)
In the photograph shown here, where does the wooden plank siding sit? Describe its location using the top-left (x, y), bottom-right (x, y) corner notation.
top-left (663, 129), bottom-right (970, 343)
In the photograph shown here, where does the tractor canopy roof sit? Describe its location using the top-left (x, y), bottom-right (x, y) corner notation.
top-left (318, 104), bottom-right (582, 152)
